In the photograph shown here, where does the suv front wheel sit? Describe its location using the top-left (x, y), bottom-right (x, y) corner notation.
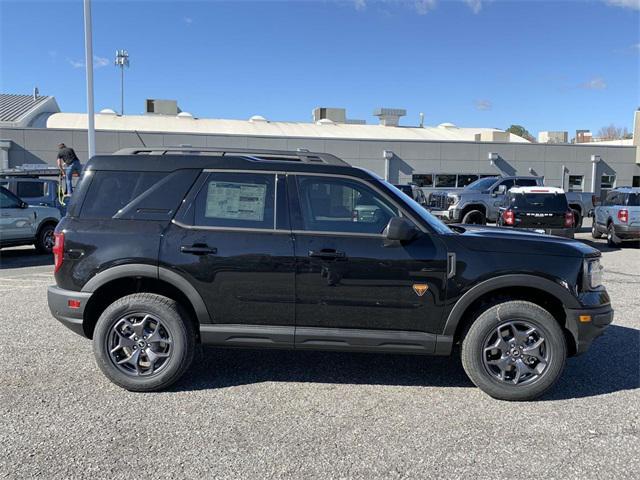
top-left (93, 293), bottom-right (195, 392)
top-left (461, 301), bottom-right (566, 401)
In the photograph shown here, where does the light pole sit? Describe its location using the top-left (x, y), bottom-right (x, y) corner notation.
top-left (83, 0), bottom-right (95, 159)
top-left (114, 49), bottom-right (129, 115)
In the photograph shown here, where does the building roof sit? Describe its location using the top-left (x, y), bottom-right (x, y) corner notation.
top-left (46, 112), bottom-right (531, 143)
top-left (0, 93), bottom-right (60, 127)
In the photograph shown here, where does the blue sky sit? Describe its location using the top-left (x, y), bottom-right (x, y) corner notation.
top-left (1, 0), bottom-right (638, 136)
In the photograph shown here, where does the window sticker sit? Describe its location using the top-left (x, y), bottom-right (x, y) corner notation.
top-left (205, 181), bottom-right (267, 221)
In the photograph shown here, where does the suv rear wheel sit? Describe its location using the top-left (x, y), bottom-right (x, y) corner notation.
top-left (591, 222), bottom-right (603, 239)
top-left (93, 293), bottom-right (195, 392)
top-left (461, 301), bottom-right (566, 401)
top-left (35, 223), bottom-right (56, 254)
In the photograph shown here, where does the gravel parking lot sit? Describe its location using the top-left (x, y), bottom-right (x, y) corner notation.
top-left (1, 221), bottom-right (638, 479)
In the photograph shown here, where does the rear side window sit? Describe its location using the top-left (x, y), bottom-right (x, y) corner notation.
top-left (193, 172), bottom-right (275, 229)
top-left (17, 181), bottom-right (46, 198)
top-left (626, 193), bottom-right (639, 206)
top-left (80, 171), bottom-right (166, 219)
top-left (515, 178), bottom-right (539, 187)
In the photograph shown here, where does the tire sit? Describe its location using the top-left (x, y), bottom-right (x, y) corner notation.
top-left (591, 222), bottom-right (603, 239)
top-left (606, 223), bottom-right (621, 247)
top-left (35, 223), bottom-right (56, 254)
top-left (93, 293), bottom-right (195, 392)
top-left (461, 300), bottom-right (567, 401)
top-left (571, 209), bottom-right (583, 229)
top-left (462, 209), bottom-right (486, 225)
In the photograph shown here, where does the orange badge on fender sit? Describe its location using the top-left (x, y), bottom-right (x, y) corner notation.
top-left (413, 284), bottom-right (429, 297)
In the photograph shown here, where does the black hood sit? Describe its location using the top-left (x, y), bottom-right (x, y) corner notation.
top-left (449, 225), bottom-right (599, 258)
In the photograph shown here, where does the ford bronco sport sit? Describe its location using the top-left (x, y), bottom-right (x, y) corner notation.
top-left (47, 148), bottom-right (613, 401)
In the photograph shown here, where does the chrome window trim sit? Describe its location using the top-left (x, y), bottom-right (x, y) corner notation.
top-left (172, 219), bottom-right (290, 234)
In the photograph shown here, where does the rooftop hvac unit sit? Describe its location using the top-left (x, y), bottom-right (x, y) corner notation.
top-left (146, 99), bottom-right (179, 115)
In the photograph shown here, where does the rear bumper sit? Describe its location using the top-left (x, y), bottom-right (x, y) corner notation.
top-left (613, 224), bottom-right (640, 240)
top-left (564, 304), bottom-right (614, 355)
top-left (47, 285), bottom-right (92, 338)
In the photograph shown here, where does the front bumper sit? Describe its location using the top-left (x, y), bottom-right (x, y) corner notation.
top-left (428, 208), bottom-right (459, 223)
top-left (564, 304), bottom-right (614, 355)
top-left (47, 285), bottom-right (92, 338)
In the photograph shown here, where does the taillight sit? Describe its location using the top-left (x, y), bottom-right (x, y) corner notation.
top-left (618, 209), bottom-right (628, 224)
top-left (502, 210), bottom-right (515, 225)
top-left (564, 211), bottom-right (574, 228)
top-left (53, 232), bottom-right (64, 273)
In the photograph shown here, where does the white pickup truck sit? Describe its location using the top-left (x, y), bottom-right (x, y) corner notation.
top-left (427, 175), bottom-right (596, 228)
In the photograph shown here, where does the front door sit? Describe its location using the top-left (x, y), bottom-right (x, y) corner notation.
top-left (160, 171), bottom-right (295, 337)
top-left (0, 188), bottom-right (33, 242)
top-left (289, 174), bottom-right (448, 352)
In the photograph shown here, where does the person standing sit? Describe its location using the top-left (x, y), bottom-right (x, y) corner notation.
top-left (56, 143), bottom-right (82, 195)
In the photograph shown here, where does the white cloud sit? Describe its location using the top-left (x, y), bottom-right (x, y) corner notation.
top-left (580, 77), bottom-right (607, 90)
top-left (353, 0), bottom-right (367, 11)
top-left (475, 99), bottom-right (492, 111)
top-left (67, 56), bottom-right (110, 69)
top-left (464, 0), bottom-right (483, 14)
top-left (414, 0), bottom-right (437, 15)
top-left (605, 0), bottom-right (640, 10)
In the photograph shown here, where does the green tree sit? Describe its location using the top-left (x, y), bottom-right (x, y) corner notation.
top-left (505, 125), bottom-right (535, 142)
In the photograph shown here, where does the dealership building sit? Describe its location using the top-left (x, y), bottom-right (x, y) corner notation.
top-left (1, 93), bottom-right (639, 198)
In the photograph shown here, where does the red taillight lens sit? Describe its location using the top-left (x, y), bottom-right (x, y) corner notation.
top-left (502, 210), bottom-right (515, 225)
top-left (53, 232), bottom-right (64, 273)
top-left (618, 209), bottom-right (628, 223)
top-left (564, 211), bottom-right (574, 228)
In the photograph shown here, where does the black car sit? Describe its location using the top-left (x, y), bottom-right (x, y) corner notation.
top-left (497, 187), bottom-right (575, 238)
top-left (48, 147), bottom-right (613, 401)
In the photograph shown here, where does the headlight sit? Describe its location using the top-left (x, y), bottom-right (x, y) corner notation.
top-left (583, 258), bottom-right (603, 290)
top-left (447, 194), bottom-right (458, 206)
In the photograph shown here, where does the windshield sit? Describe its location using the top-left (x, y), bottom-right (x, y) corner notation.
top-left (465, 177), bottom-right (498, 191)
top-left (379, 179), bottom-right (452, 234)
top-left (510, 193), bottom-right (568, 211)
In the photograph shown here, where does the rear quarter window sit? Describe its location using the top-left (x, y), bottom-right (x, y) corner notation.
top-left (80, 171), bottom-right (167, 219)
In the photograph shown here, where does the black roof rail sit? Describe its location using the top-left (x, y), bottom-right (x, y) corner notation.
top-left (112, 146), bottom-right (350, 166)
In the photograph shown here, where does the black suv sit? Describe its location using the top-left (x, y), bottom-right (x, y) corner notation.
top-left (48, 148), bottom-right (613, 400)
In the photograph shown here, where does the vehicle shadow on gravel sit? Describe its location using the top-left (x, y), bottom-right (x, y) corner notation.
top-left (543, 324), bottom-right (640, 401)
top-left (0, 248), bottom-right (53, 269)
top-left (577, 239), bottom-right (639, 253)
top-left (174, 325), bottom-right (639, 399)
top-left (175, 348), bottom-right (474, 392)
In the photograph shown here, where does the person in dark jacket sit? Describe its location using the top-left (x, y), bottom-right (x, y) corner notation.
top-left (56, 143), bottom-right (82, 195)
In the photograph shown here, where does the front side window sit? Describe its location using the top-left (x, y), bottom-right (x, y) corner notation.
top-left (296, 176), bottom-right (398, 234)
top-left (194, 172), bottom-right (275, 229)
top-left (0, 187), bottom-right (21, 208)
top-left (495, 179), bottom-right (515, 192)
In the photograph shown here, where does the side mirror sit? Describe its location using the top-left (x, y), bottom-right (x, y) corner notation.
top-left (493, 185), bottom-right (507, 197)
top-left (383, 217), bottom-right (417, 244)
top-left (20, 201), bottom-right (28, 209)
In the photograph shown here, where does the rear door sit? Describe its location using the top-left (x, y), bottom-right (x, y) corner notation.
top-left (0, 187), bottom-right (34, 242)
top-left (161, 170), bottom-right (295, 343)
top-left (290, 173), bottom-right (448, 352)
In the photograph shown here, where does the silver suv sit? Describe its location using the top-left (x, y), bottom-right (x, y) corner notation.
top-left (592, 187), bottom-right (640, 247)
top-left (0, 186), bottom-right (61, 253)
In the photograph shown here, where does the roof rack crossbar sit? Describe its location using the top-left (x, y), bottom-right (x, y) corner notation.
top-left (112, 147), bottom-right (349, 166)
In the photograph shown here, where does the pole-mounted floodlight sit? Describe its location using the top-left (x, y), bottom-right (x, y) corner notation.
top-left (114, 49), bottom-right (129, 115)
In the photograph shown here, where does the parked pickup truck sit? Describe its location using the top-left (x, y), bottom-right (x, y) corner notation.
top-left (428, 175), bottom-right (595, 227)
top-left (0, 186), bottom-right (61, 253)
top-left (0, 173), bottom-right (67, 216)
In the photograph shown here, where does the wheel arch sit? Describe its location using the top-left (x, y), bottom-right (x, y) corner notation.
top-left (442, 274), bottom-right (580, 356)
top-left (460, 203), bottom-right (487, 216)
top-left (35, 217), bottom-right (59, 235)
top-left (81, 264), bottom-right (210, 339)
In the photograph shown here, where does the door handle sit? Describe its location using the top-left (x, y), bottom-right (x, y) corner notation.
top-left (308, 249), bottom-right (346, 260)
top-left (181, 244), bottom-right (217, 255)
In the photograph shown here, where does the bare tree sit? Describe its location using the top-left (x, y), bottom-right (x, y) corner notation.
top-left (596, 124), bottom-right (630, 140)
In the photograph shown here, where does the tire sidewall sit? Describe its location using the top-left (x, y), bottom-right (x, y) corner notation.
top-left (462, 301), bottom-right (567, 401)
top-left (93, 294), bottom-right (193, 391)
top-left (36, 224), bottom-right (55, 253)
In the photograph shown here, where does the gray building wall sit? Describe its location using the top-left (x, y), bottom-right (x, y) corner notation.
top-left (1, 126), bottom-right (638, 197)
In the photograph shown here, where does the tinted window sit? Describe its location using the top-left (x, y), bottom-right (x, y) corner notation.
top-left (81, 171), bottom-right (167, 219)
top-left (0, 187), bottom-right (21, 208)
top-left (515, 178), bottom-right (539, 187)
top-left (604, 192), bottom-right (618, 206)
top-left (466, 177), bottom-right (498, 191)
top-left (626, 193), bottom-right (639, 206)
top-left (194, 172), bottom-right (275, 229)
top-left (510, 193), bottom-right (568, 211)
top-left (412, 174), bottom-right (433, 187)
top-left (17, 181), bottom-right (46, 198)
top-left (633, 176), bottom-right (639, 188)
top-left (457, 174), bottom-right (479, 187)
top-left (435, 174), bottom-right (456, 188)
top-left (297, 176), bottom-right (398, 234)
top-left (495, 179), bottom-right (515, 191)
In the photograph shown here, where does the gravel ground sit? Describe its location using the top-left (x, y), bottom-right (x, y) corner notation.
top-left (1, 223), bottom-right (638, 479)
